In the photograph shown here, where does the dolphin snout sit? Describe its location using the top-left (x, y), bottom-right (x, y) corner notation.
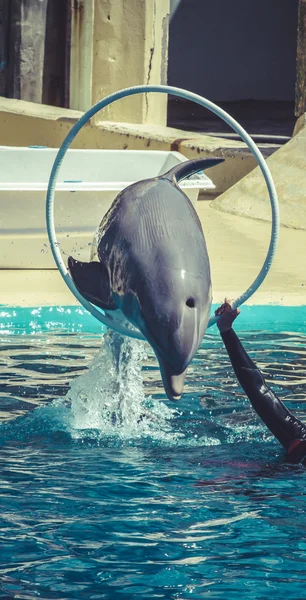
top-left (142, 295), bottom-right (210, 402)
top-left (167, 299), bottom-right (205, 373)
top-left (158, 360), bottom-right (187, 401)
top-left (149, 300), bottom-right (208, 401)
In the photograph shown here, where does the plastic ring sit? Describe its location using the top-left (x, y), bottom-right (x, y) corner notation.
top-left (46, 85), bottom-right (279, 338)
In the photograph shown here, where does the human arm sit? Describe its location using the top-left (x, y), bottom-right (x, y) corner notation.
top-left (216, 301), bottom-right (306, 460)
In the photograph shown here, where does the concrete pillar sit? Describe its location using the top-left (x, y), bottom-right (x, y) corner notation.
top-left (69, 0), bottom-right (94, 111)
top-left (296, 0), bottom-right (306, 116)
top-left (90, 0), bottom-right (170, 125)
top-left (0, 0), bottom-right (8, 96)
top-left (42, 0), bottom-right (69, 107)
top-left (8, 0), bottom-right (48, 103)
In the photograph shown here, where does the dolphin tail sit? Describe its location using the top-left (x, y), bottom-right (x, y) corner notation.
top-left (163, 157), bottom-right (224, 185)
top-left (68, 256), bottom-right (117, 310)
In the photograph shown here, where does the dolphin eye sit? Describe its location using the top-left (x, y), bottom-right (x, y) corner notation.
top-left (186, 298), bottom-right (195, 308)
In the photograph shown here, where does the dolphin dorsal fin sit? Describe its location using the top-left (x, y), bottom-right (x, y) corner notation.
top-left (68, 256), bottom-right (117, 311)
top-left (163, 157), bottom-right (224, 185)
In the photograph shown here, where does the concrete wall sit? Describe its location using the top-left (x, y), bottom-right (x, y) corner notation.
top-left (8, 0), bottom-right (48, 103)
top-left (42, 0), bottom-right (69, 107)
top-left (0, 0), bottom-right (8, 96)
top-left (1, 0), bottom-right (170, 123)
top-left (168, 0), bottom-right (298, 101)
top-left (213, 115), bottom-right (306, 229)
top-left (296, 0), bottom-right (306, 116)
top-left (0, 0), bottom-right (68, 106)
top-left (90, 0), bottom-right (170, 124)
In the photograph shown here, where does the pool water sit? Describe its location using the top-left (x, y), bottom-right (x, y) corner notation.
top-left (0, 306), bottom-right (305, 599)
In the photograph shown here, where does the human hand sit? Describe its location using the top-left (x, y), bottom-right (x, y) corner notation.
top-left (215, 299), bottom-right (240, 333)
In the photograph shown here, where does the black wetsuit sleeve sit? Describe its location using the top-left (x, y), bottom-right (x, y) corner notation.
top-left (221, 328), bottom-right (306, 454)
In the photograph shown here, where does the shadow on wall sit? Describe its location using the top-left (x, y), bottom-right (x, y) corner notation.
top-left (168, 0), bottom-right (298, 102)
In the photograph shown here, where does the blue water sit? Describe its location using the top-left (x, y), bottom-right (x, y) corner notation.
top-left (0, 305), bottom-right (305, 599)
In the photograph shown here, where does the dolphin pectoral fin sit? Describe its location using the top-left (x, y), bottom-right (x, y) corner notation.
top-left (68, 256), bottom-right (117, 310)
top-left (163, 157), bottom-right (225, 185)
top-left (158, 359), bottom-right (187, 401)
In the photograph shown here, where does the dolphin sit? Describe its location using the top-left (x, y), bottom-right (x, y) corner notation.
top-left (68, 157), bottom-right (223, 400)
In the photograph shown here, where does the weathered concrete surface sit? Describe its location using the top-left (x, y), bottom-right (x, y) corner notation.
top-left (213, 116), bottom-right (306, 230)
top-left (9, 0), bottom-right (48, 103)
top-left (196, 203), bottom-right (306, 305)
top-left (296, 0), bottom-right (306, 117)
top-left (0, 97), bottom-right (279, 195)
top-left (91, 0), bottom-right (170, 124)
top-left (95, 121), bottom-right (270, 193)
top-left (69, 0), bottom-right (94, 111)
top-left (1, 203), bottom-right (305, 307)
top-left (176, 136), bottom-right (277, 197)
top-left (294, 111), bottom-right (306, 135)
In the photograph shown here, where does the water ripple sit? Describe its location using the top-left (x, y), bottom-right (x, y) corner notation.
top-left (0, 325), bottom-right (305, 598)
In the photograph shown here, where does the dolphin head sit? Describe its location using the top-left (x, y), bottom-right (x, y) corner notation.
top-left (68, 254), bottom-right (211, 402)
top-left (117, 259), bottom-right (212, 400)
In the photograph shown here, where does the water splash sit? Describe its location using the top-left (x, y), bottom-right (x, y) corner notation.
top-left (0, 330), bottom-right (180, 447)
top-left (65, 329), bottom-right (179, 443)
top-left (2, 327), bottom-right (304, 449)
